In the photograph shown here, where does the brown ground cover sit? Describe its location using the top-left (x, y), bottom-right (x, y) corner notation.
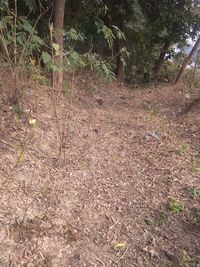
top-left (0, 73), bottom-right (200, 266)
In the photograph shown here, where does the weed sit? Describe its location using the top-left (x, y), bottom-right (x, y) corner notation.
top-left (169, 199), bottom-right (184, 214)
top-left (157, 212), bottom-right (167, 225)
top-left (190, 188), bottom-right (199, 199)
top-left (179, 250), bottom-right (197, 267)
top-left (191, 157), bottom-right (200, 173)
top-left (172, 144), bottom-right (189, 156)
top-left (192, 167), bottom-right (200, 174)
top-left (195, 210), bottom-right (200, 223)
top-left (12, 103), bottom-right (23, 120)
top-left (145, 212), bottom-right (167, 226)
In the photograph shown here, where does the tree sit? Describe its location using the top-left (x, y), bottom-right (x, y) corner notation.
top-left (139, 0), bottom-right (197, 76)
top-left (53, 0), bottom-right (65, 89)
top-left (154, 41), bottom-right (171, 74)
top-left (0, 0), bottom-right (199, 85)
top-left (175, 36), bottom-right (200, 84)
top-left (102, 0), bottom-right (144, 82)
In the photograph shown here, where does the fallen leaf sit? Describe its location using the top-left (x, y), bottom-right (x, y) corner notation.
top-left (18, 151), bottom-right (25, 163)
top-left (114, 243), bottom-right (126, 250)
top-left (29, 118), bottom-right (37, 126)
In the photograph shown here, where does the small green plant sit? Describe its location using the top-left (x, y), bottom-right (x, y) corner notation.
top-left (195, 210), bottom-right (200, 223)
top-left (190, 188), bottom-right (199, 199)
top-left (172, 144), bottom-right (189, 156)
top-left (179, 250), bottom-right (197, 267)
top-left (169, 199), bottom-right (184, 214)
top-left (157, 212), bottom-right (167, 225)
top-left (145, 212), bottom-right (167, 226)
top-left (12, 103), bottom-right (24, 120)
top-left (192, 167), bottom-right (200, 174)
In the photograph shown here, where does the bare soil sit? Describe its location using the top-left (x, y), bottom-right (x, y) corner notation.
top-left (0, 73), bottom-right (200, 267)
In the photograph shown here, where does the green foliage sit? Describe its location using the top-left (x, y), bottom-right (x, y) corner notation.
top-left (12, 103), bottom-right (24, 120)
top-left (112, 25), bottom-right (125, 41)
top-left (182, 68), bottom-right (200, 88)
top-left (125, 0), bottom-right (199, 83)
top-left (65, 51), bottom-right (87, 71)
top-left (65, 28), bottom-right (85, 43)
top-left (64, 27), bottom-right (116, 80)
top-left (169, 199), bottom-right (184, 214)
top-left (96, 21), bottom-right (116, 49)
top-left (192, 167), bottom-right (200, 174)
top-left (41, 51), bottom-right (60, 72)
top-left (190, 188), bottom-right (199, 199)
top-left (0, 0), bottom-right (8, 8)
top-left (172, 144), bottom-right (189, 156)
top-left (84, 52), bottom-right (115, 80)
top-left (41, 26), bottom-right (115, 81)
top-left (1, 0), bottom-right (199, 84)
top-left (146, 212), bottom-right (167, 226)
top-left (195, 210), bottom-right (200, 223)
top-left (179, 250), bottom-right (197, 267)
top-left (24, 0), bottom-right (37, 12)
top-left (156, 61), bottom-right (179, 83)
top-left (0, 14), bottom-right (44, 66)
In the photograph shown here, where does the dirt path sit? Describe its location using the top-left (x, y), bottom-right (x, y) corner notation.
top-left (0, 78), bottom-right (200, 266)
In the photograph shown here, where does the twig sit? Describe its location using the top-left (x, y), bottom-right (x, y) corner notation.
top-left (96, 257), bottom-right (105, 266)
top-left (115, 246), bottom-right (129, 264)
top-left (0, 139), bottom-right (16, 149)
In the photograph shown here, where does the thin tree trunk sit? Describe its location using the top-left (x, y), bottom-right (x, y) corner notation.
top-left (115, 17), bottom-right (125, 82)
top-left (53, 0), bottom-right (65, 89)
top-left (175, 36), bottom-right (200, 84)
top-left (115, 38), bottom-right (124, 82)
top-left (154, 41), bottom-right (170, 74)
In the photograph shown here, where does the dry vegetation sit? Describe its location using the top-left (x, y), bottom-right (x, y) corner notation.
top-left (0, 72), bottom-right (200, 266)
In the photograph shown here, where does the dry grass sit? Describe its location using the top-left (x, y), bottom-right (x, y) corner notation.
top-left (0, 72), bottom-right (200, 266)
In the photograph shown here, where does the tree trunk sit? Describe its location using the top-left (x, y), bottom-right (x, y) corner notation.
top-left (175, 36), bottom-right (200, 84)
top-left (53, 0), bottom-right (65, 89)
top-left (114, 16), bottom-right (125, 82)
top-left (115, 38), bottom-right (124, 82)
top-left (154, 41), bottom-right (170, 74)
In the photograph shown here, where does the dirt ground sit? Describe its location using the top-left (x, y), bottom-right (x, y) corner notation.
top-left (0, 73), bottom-right (200, 266)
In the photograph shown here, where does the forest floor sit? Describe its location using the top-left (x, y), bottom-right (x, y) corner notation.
top-left (0, 72), bottom-right (200, 267)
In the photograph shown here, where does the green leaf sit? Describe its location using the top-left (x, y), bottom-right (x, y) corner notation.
top-left (112, 25), bottom-right (126, 40)
top-left (66, 28), bottom-right (85, 42)
top-left (53, 43), bottom-right (60, 52)
top-left (41, 52), bottom-right (52, 64)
